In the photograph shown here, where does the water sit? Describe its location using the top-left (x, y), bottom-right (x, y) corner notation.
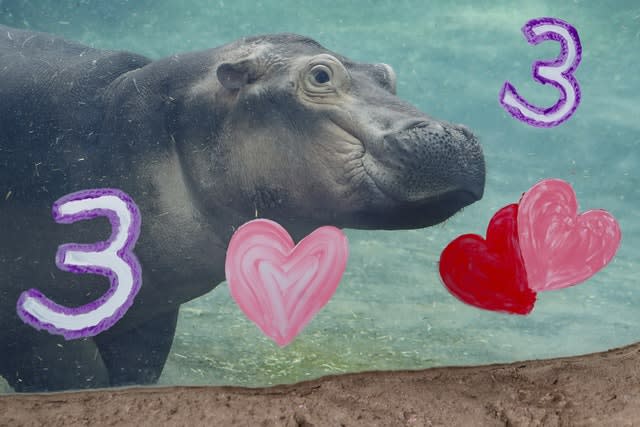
top-left (0, 0), bottom-right (638, 390)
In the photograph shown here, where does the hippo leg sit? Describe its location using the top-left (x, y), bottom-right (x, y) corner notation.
top-left (0, 328), bottom-right (109, 392)
top-left (95, 309), bottom-right (179, 387)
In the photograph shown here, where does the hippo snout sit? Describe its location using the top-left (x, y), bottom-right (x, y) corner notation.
top-left (438, 122), bottom-right (485, 201)
top-left (361, 119), bottom-right (485, 228)
top-left (393, 120), bottom-right (483, 198)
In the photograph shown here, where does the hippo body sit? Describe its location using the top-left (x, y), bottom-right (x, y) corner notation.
top-left (0, 25), bottom-right (484, 392)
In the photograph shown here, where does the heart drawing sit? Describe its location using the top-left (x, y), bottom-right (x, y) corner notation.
top-left (225, 219), bottom-right (349, 346)
top-left (518, 179), bottom-right (622, 292)
top-left (439, 204), bottom-right (536, 315)
top-left (439, 178), bottom-right (621, 315)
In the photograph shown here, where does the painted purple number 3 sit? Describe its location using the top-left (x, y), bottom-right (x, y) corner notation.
top-left (17, 189), bottom-right (142, 340)
top-left (499, 17), bottom-right (582, 127)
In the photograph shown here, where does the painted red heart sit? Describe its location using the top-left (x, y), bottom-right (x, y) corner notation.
top-left (225, 219), bottom-right (349, 347)
top-left (439, 204), bottom-right (536, 315)
top-left (518, 178), bottom-right (621, 292)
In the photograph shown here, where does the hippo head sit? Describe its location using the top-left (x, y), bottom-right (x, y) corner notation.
top-left (176, 34), bottom-right (484, 239)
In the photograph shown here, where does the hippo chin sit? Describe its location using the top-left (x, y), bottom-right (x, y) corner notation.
top-left (0, 25), bottom-right (484, 392)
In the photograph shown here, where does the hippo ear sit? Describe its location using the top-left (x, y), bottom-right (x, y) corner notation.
top-left (217, 59), bottom-right (256, 90)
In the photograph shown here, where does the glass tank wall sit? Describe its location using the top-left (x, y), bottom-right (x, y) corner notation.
top-left (0, 0), bottom-right (638, 392)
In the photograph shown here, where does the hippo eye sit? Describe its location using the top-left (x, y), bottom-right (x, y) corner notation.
top-left (313, 68), bottom-right (331, 84)
top-left (301, 55), bottom-right (348, 98)
top-left (309, 65), bottom-right (333, 86)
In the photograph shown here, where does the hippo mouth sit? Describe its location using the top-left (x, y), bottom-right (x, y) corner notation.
top-left (358, 121), bottom-right (485, 229)
top-left (355, 185), bottom-right (481, 230)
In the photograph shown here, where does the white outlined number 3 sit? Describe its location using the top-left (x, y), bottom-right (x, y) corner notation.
top-left (17, 189), bottom-right (143, 340)
top-left (499, 17), bottom-right (582, 128)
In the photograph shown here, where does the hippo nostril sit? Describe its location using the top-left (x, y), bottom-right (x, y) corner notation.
top-left (455, 124), bottom-right (476, 140)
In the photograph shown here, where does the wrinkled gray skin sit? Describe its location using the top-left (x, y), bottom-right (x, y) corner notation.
top-left (0, 25), bottom-right (484, 392)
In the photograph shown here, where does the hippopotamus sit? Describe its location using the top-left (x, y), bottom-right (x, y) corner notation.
top-left (0, 24), bottom-right (485, 392)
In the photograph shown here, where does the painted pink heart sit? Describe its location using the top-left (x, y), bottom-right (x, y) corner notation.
top-left (225, 219), bottom-right (349, 347)
top-left (517, 178), bottom-right (621, 292)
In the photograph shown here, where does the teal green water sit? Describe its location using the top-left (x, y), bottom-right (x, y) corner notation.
top-left (1, 0), bottom-right (638, 389)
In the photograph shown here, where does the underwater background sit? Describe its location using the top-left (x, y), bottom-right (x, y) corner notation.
top-left (0, 0), bottom-right (638, 390)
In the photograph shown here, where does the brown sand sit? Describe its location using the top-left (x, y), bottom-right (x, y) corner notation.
top-left (1, 342), bottom-right (639, 426)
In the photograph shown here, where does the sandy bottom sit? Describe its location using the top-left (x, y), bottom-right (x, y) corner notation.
top-left (1, 342), bottom-right (639, 426)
